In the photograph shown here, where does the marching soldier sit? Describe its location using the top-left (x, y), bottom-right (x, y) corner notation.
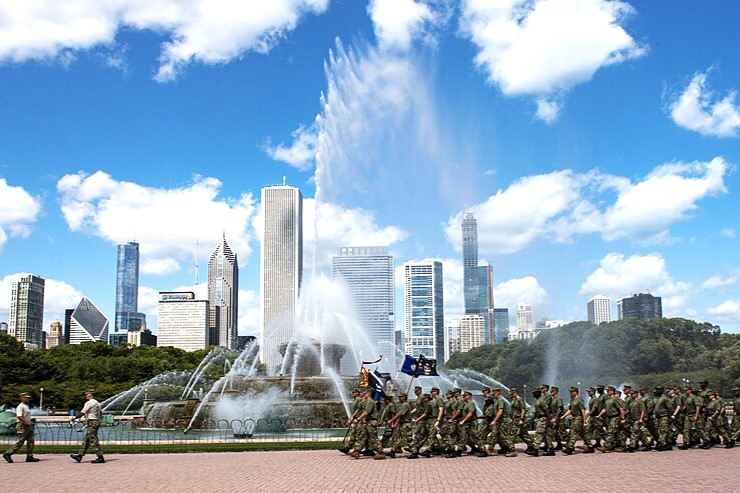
top-left (452, 391), bottom-right (479, 457)
top-left (697, 380), bottom-right (711, 445)
top-left (338, 388), bottom-right (363, 454)
top-left (731, 387), bottom-right (740, 443)
top-left (671, 386), bottom-right (685, 445)
top-left (561, 386), bottom-right (593, 455)
top-left (407, 394), bottom-right (432, 459)
top-left (598, 385), bottom-right (625, 452)
top-left (626, 388), bottom-right (647, 452)
top-left (478, 386), bottom-right (495, 453)
top-left (70, 389), bottom-right (106, 464)
top-left (652, 385), bottom-right (673, 451)
top-left (348, 389), bottom-right (386, 460)
top-left (587, 385), bottom-right (606, 447)
top-left (549, 386), bottom-right (565, 450)
top-left (639, 386), bottom-right (657, 450)
top-left (679, 386), bottom-right (701, 449)
top-left (478, 387), bottom-right (511, 457)
top-left (3, 392), bottom-right (39, 464)
top-left (427, 387), bottom-right (446, 454)
top-left (526, 388), bottom-right (554, 456)
top-left (386, 393), bottom-right (411, 457)
top-left (704, 390), bottom-right (733, 449)
top-left (507, 388), bottom-right (527, 456)
top-left (379, 394), bottom-right (397, 449)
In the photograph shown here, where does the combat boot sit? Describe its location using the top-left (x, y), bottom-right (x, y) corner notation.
top-left (583, 447), bottom-right (595, 454)
top-left (3, 452), bottom-right (13, 463)
top-left (386, 450), bottom-right (396, 458)
top-left (406, 452), bottom-right (419, 459)
top-left (561, 448), bottom-right (573, 455)
top-left (337, 446), bottom-right (350, 454)
top-left (348, 450), bottom-right (361, 459)
top-left (69, 454), bottom-right (82, 463)
top-left (373, 453), bottom-right (386, 460)
top-left (25, 456), bottom-right (40, 462)
top-left (678, 444), bottom-right (689, 450)
top-left (420, 450), bottom-right (431, 458)
top-left (542, 448), bottom-right (555, 456)
top-left (444, 450), bottom-right (457, 458)
top-left (91, 457), bottom-right (105, 464)
top-left (475, 450), bottom-right (488, 458)
top-left (725, 440), bottom-right (735, 449)
top-left (554, 442), bottom-right (563, 450)
top-left (361, 449), bottom-right (375, 456)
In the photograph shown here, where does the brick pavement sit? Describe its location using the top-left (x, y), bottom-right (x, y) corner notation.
top-left (2, 446), bottom-right (737, 493)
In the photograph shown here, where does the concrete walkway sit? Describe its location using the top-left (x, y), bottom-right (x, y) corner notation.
top-left (2, 446), bottom-right (736, 492)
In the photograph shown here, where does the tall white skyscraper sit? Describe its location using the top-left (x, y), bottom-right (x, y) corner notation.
top-left (8, 274), bottom-right (45, 349)
top-left (458, 314), bottom-right (486, 353)
top-left (157, 292), bottom-right (209, 351)
top-left (587, 295), bottom-right (612, 325)
top-left (207, 235), bottom-right (239, 349)
top-left (332, 246), bottom-right (395, 370)
top-left (260, 185), bottom-right (303, 374)
top-left (403, 261), bottom-right (444, 361)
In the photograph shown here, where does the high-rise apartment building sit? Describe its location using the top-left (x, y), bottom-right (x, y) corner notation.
top-left (47, 319), bottom-right (63, 348)
top-left (157, 292), bottom-right (209, 351)
top-left (462, 213), bottom-right (494, 343)
top-left (260, 185), bottom-right (303, 374)
top-left (493, 308), bottom-right (510, 344)
top-left (587, 295), bottom-right (612, 325)
top-left (8, 274), bottom-right (45, 349)
top-left (113, 242), bottom-right (146, 344)
top-left (444, 319), bottom-right (460, 363)
top-left (207, 235), bottom-right (239, 349)
top-left (403, 261), bottom-right (444, 361)
top-left (458, 314), bottom-right (486, 353)
top-left (509, 303), bottom-right (536, 341)
top-left (332, 246), bottom-right (395, 369)
top-left (68, 297), bottom-right (110, 344)
top-left (617, 291), bottom-right (662, 321)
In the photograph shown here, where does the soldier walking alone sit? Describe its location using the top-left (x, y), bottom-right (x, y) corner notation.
top-left (3, 392), bottom-right (40, 464)
top-left (69, 390), bottom-right (106, 464)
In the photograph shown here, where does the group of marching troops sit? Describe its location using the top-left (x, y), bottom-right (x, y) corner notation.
top-left (338, 380), bottom-right (740, 460)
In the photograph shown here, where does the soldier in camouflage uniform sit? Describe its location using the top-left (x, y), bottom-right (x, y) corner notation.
top-left (406, 394), bottom-right (432, 459)
top-left (338, 389), bottom-right (363, 454)
top-left (696, 380), bottom-right (711, 446)
top-left (587, 385), bottom-right (606, 447)
top-left (703, 390), bottom-right (734, 448)
top-left (561, 386), bottom-right (594, 455)
top-left (598, 386), bottom-right (625, 452)
top-left (508, 388), bottom-right (528, 456)
top-left (348, 389), bottom-right (386, 460)
top-left (526, 388), bottom-right (554, 456)
top-left (679, 386), bottom-right (701, 449)
top-left (386, 393), bottom-right (411, 457)
top-left (379, 394), bottom-right (397, 448)
top-left (652, 385), bottom-right (673, 451)
top-left (478, 387), bottom-right (512, 457)
top-left (70, 389), bottom-right (105, 464)
top-left (731, 387), bottom-right (740, 443)
top-left (619, 386), bottom-right (633, 448)
top-left (670, 387), bottom-right (685, 446)
top-left (626, 388), bottom-right (647, 452)
top-left (639, 386), bottom-right (657, 450)
top-left (3, 393), bottom-right (39, 464)
top-left (478, 387), bottom-right (495, 452)
top-left (426, 387), bottom-right (446, 454)
top-left (451, 391), bottom-right (479, 457)
top-left (548, 386), bottom-right (566, 450)
top-left (440, 390), bottom-right (457, 454)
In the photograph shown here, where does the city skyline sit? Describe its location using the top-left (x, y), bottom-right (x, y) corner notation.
top-left (1, 1), bottom-right (740, 339)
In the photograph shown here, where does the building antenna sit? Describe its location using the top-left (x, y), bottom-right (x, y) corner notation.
top-left (194, 239), bottom-right (199, 287)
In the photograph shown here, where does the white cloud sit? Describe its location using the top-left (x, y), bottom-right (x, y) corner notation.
top-left (57, 171), bottom-right (257, 275)
top-left (535, 97), bottom-right (561, 123)
top-left (460, 0), bottom-right (645, 120)
top-left (0, 179), bottom-right (42, 251)
top-left (494, 276), bottom-right (548, 312)
top-left (700, 274), bottom-right (740, 291)
top-left (238, 289), bottom-right (260, 337)
top-left (0, 0), bottom-right (329, 81)
top-left (265, 124), bottom-right (317, 170)
top-left (445, 157), bottom-right (729, 254)
top-left (368, 0), bottom-right (435, 51)
top-left (670, 70), bottom-right (740, 138)
top-left (720, 228), bottom-right (735, 239)
top-left (0, 272), bottom-right (84, 331)
top-left (707, 300), bottom-right (740, 324)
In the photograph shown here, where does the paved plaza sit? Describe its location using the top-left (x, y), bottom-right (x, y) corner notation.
top-left (2, 446), bottom-right (736, 493)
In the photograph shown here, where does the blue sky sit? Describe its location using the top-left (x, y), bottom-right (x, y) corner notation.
top-left (1, 0), bottom-right (740, 337)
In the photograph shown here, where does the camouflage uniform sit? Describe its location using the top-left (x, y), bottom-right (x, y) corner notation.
top-left (409, 397), bottom-right (431, 454)
top-left (79, 419), bottom-right (103, 457)
top-left (653, 389), bottom-right (673, 449)
top-left (531, 393), bottom-right (552, 451)
top-left (425, 392), bottom-right (446, 451)
top-left (671, 390), bottom-right (686, 444)
top-left (640, 390), bottom-right (658, 447)
top-left (5, 422), bottom-right (35, 458)
top-left (548, 390), bottom-right (565, 447)
top-left (628, 394), bottom-right (647, 449)
top-left (565, 394), bottom-right (591, 451)
top-left (706, 394), bottom-right (730, 445)
top-left (486, 394), bottom-right (512, 452)
top-left (681, 389), bottom-right (701, 447)
top-left (589, 388), bottom-right (606, 445)
top-left (508, 392), bottom-right (530, 448)
top-left (389, 399), bottom-right (412, 451)
top-left (456, 396), bottom-right (479, 453)
top-left (697, 384), bottom-right (711, 444)
top-left (379, 398), bottom-right (397, 448)
top-left (442, 394), bottom-right (459, 451)
top-left (602, 392), bottom-right (623, 451)
top-left (731, 389), bottom-right (740, 442)
top-left (478, 390), bottom-right (495, 450)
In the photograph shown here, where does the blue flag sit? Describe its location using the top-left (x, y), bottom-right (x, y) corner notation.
top-left (367, 372), bottom-right (386, 403)
top-left (400, 355), bottom-right (419, 376)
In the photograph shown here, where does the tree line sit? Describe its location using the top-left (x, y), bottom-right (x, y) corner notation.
top-left (445, 318), bottom-right (740, 397)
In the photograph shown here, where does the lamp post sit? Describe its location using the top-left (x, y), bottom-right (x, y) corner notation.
top-left (39, 387), bottom-right (44, 411)
top-left (523, 384), bottom-right (527, 405)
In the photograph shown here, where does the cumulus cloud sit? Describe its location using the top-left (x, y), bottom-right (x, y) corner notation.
top-left (368, 0), bottom-right (435, 51)
top-left (0, 179), bottom-right (42, 251)
top-left (57, 171), bottom-right (257, 275)
top-left (264, 124), bottom-right (317, 170)
top-left (445, 157), bottom-right (729, 254)
top-left (720, 228), bottom-right (735, 239)
top-left (460, 0), bottom-right (646, 120)
top-left (670, 70), bottom-right (740, 138)
top-left (494, 276), bottom-right (548, 312)
top-left (0, 272), bottom-right (85, 331)
top-left (707, 300), bottom-right (740, 324)
top-left (0, 0), bottom-right (328, 81)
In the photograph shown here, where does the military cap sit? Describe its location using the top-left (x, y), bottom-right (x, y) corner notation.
top-left (508, 387), bottom-right (518, 394)
top-left (615, 390), bottom-right (622, 396)
top-left (532, 388), bottom-right (541, 395)
top-left (19, 392), bottom-right (31, 398)
top-left (446, 390), bottom-right (453, 395)
top-left (685, 385), bottom-right (693, 391)
top-left (569, 386), bottom-right (579, 393)
top-left (431, 387), bottom-right (440, 393)
top-left (654, 385), bottom-right (664, 391)
top-left (399, 393), bottom-right (408, 398)
top-left (551, 386), bottom-right (559, 392)
top-left (639, 386), bottom-right (649, 391)
top-left (491, 387), bottom-right (501, 393)
top-left (463, 391), bottom-right (472, 396)
top-left (351, 388), bottom-right (360, 394)
top-left (414, 385), bottom-right (422, 391)
top-left (699, 380), bottom-right (709, 385)
top-left (733, 387), bottom-right (740, 392)
top-left (607, 385), bottom-right (616, 392)
top-left (629, 388), bottom-right (638, 395)
top-left (623, 385), bottom-right (632, 390)
top-left (422, 393), bottom-right (431, 398)
top-left (596, 384), bottom-right (605, 389)
top-left (541, 383), bottom-right (550, 390)
top-left (453, 387), bottom-right (462, 393)
top-left (482, 386), bottom-right (491, 392)
top-left (587, 386), bottom-right (596, 392)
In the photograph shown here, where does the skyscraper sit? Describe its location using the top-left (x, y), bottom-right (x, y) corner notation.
top-left (67, 297), bottom-right (110, 344)
top-left (47, 319), bottom-right (63, 348)
top-left (260, 185), bottom-right (303, 374)
top-left (509, 302), bottom-right (536, 340)
top-left (587, 295), bottom-right (612, 325)
top-left (8, 274), bottom-right (45, 349)
top-left (332, 246), bottom-right (395, 369)
top-left (458, 314), bottom-right (486, 353)
top-left (207, 235), bottom-right (239, 349)
top-left (157, 292), bottom-right (209, 351)
top-left (113, 241), bottom-right (146, 344)
top-left (617, 291), bottom-right (662, 321)
top-left (462, 213), bottom-right (495, 343)
top-left (493, 308), bottom-right (510, 344)
top-left (403, 260), bottom-right (444, 361)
